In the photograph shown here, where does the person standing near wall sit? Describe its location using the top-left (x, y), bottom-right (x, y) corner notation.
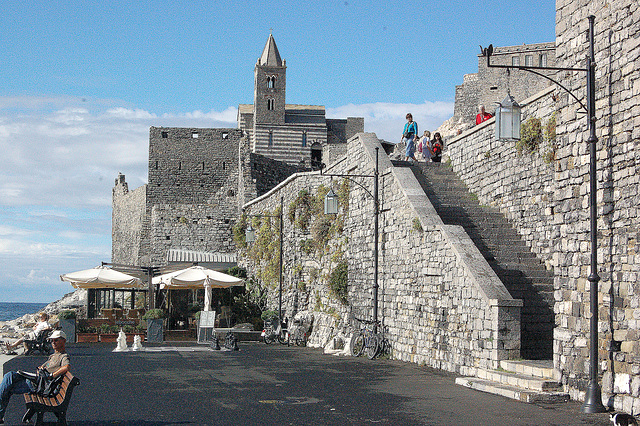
top-left (401, 113), bottom-right (418, 164)
top-left (431, 132), bottom-right (443, 163)
top-left (475, 105), bottom-right (493, 125)
top-left (420, 131), bottom-right (432, 162)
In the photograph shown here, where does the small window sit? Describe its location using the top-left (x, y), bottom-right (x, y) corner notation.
top-left (539, 54), bottom-right (548, 67)
top-left (161, 131), bottom-right (168, 138)
top-left (178, 161), bottom-right (182, 170)
top-left (525, 55), bottom-right (533, 67)
top-left (302, 132), bottom-right (307, 147)
top-left (267, 99), bottom-right (274, 110)
top-left (222, 132), bottom-right (229, 139)
top-left (268, 131), bottom-right (273, 147)
top-left (155, 161), bottom-right (158, 169)
top-left (202, 162), bottom-right (205, 170)
top-left (192, 132), bottom-right (199, 138)
top-left (267, 76), bottom-right (275, 88)
top-left (512, 56), bottom-right (520, 66)
top-left (223, 162), bottom-right (226, 170)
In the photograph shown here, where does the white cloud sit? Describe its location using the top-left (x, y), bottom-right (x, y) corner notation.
top-left (327, 101), bottom-right (454, 142)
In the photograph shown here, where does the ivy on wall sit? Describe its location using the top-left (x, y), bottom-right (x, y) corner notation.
top-left (235, 179), bottom-right (351, 313)
top-left (516, 113), bottom-right (557, 164)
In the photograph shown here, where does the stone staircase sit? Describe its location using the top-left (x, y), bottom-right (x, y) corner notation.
top-left (455, 360), bottom-right (569, 403)
top-left (403, 161), bottom-right (555, 360)
top-left (391, 160), bottom-right (565, 402)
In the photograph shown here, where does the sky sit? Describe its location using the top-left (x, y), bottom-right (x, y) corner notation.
top-left (0, 1), bottom-right (556, 303)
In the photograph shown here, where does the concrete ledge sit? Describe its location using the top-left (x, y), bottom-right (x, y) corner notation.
top-left (455, 376), bottom-right (570, 404)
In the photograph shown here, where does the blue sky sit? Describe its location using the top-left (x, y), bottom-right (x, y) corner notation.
top-left (0, 1), bottom-right (555, 303)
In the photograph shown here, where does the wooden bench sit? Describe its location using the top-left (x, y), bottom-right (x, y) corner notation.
top-left (22, 372), bottom-right (80, 426)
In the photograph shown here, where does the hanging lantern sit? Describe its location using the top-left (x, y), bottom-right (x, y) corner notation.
top-left (324, 188), bottom-right (339, 215)
top-left (495, 93), bottom-right (522, 141)
top-left (245, 224), bottom-right (256, 243)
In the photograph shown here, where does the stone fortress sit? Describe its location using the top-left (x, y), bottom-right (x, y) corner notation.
top-left (438, 42), bottom-right (557, 138)
top-left (112, 0), bottom-right (640, 417)
top-left (112, 34), bottom-right (363, 268)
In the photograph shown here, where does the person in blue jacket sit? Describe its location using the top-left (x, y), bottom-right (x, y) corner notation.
top-left (401, 113), bottom-right (418, 164)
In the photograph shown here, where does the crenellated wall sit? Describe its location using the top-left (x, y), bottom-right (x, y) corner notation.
top-left (241, 133), bottom-right (522, 374)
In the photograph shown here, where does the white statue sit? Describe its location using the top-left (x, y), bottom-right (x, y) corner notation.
top-left (132, 334), bottom-right (143, 351)
top-left (114, 328), bottom-right (128, 352)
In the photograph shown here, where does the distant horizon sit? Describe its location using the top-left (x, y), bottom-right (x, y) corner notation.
top-left (0, 1), bottom-right (556, 303)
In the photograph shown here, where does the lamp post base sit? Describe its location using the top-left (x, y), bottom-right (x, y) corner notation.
top-left (581, 381), bottom-right (607, 413)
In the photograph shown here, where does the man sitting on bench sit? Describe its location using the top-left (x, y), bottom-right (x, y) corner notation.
top-left (4, 312), bottom-right (51, 354)
top-left (0, 330), bottom-right (70, 424)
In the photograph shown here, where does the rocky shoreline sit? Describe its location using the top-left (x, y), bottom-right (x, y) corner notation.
top-left (0, 289), bottom-right (87, 340)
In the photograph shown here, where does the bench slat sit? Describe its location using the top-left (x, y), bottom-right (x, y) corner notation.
top-left (24, 372), bottom-right (79, 413)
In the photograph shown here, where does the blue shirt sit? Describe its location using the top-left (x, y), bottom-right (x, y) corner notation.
top-left (403, 121), bottom-right (418, 138)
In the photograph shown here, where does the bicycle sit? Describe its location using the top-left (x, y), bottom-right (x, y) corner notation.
top-left (350, 318), bottom-right (382, 360)
top-left (262, 317), bottom-right (289, 345)
top-left (288, 317), bottom-right (311, 347)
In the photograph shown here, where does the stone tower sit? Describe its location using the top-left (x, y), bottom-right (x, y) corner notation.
top-left (253, 33), bottom-right (286, 126)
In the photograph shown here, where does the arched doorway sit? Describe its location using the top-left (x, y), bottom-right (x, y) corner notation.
top-left (310, 143), bottom-right (322, 170)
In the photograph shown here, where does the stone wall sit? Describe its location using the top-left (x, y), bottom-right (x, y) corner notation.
top-left (449, 43), bottom-right (556, 135)
top-left (445, 2), bottom-right (640, 410)
top-left (112, 173), bottom-right (147, 265)
top-left (554, 1), bottom-right (640, 413)
top-left (241, 133), bottom-right (521, 374)
top-left (112, 127), bottom-right (303, 268)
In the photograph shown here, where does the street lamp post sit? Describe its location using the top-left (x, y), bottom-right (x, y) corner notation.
top-left (245, 196), bottom-right (285, 320)
top-left (322, 147), bottom-right (380, 332)
top-left (481, 15), bottom-right (606, 413)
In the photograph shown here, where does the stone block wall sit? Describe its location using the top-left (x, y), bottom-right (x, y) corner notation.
top-left (554, 1), bottom-right (640, 412)
top-left (452, 43), bottom-right (556, 129)
top-left (241, 133), bottom-right (521, 374)
top-left (112, 173), bottom-right (147, 265)
top-left (445, 2), bottom-right (640, 409)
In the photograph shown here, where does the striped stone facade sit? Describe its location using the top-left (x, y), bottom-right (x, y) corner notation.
top-left (238, 34), bottom-right (363, 167)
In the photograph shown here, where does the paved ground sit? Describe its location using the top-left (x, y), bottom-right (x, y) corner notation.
top-left (2, 342), bottom-right (612, 425)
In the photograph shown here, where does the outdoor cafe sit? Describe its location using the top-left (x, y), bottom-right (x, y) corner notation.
top-left (60, 259), bottom-right (244, 341)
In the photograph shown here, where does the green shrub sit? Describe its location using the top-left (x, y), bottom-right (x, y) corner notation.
top-left (517, 117), bottom-right (543, 153)
top-left (261, 309), bottom-right (279, 321)
top-left (328, 261), bottom-right (349, 305)
top-left (142, 308), bottom-right (166, 320)
top-left (57, 310), bottom-right (76, 320)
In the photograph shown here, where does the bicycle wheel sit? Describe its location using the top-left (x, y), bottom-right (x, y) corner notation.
top-left (277, 329), bottom-right (289, 345)
top-left (263, 327), bottom-right (275, 344)
top-left (366, 334), bottom-right (380, 359)
top-left (350, 332), bottom-right (365, 357)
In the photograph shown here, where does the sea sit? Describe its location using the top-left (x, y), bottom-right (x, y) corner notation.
top-left (0, 302), bottom-right (49, 322)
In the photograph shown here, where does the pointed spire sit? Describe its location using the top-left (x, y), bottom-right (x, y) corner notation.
top-left (258, 33), bottom-right (283, 67)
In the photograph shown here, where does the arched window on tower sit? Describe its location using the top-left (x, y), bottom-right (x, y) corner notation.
top-left (302, 131), bottom-right (307, 147)
top-left (267, 76), bottom-right (275, 88)
top-left (268, 131), bottom-right (274, 147)
top-left (267, 99), bottom-right (275, 110)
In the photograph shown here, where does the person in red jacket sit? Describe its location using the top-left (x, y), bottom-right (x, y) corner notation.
top-left (476, 105), bottom-right (493, 125)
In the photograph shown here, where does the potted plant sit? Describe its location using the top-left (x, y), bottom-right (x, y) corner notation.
top-left (57, 310), bottom-right (77, 343)
top-left (142, 309), bottom-right (166, 343)
top-left (98, 324), bottom-right (120, 342)
top-left (76, 323), bottom-right (99, 343)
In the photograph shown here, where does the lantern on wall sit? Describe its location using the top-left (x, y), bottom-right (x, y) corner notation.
top-left (245, 224), bottom-right (256, 243)
top-left (324, 188), bottom-right (339, 215)
top-left (495, 92), bottom-right (522, 141)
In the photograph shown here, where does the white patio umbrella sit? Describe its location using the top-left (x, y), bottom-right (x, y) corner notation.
top-left (153, 266), bottom-right (244, 311)
top-left (60, 265), bottom-right (144, 289)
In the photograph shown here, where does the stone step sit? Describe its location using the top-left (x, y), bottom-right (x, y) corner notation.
top-left (500, 360), bottom-right (557, 380)
top-left (476, 367), bottom-right (562, 392)
top-left (455, 377), bottom-right (569, 404)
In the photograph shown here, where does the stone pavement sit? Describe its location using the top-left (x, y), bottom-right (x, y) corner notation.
top-left (1, 342), bottom-right (612, 425)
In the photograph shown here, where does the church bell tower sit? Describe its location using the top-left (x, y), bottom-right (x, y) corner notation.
top-left (253, 33), bottom-right (286, 125)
